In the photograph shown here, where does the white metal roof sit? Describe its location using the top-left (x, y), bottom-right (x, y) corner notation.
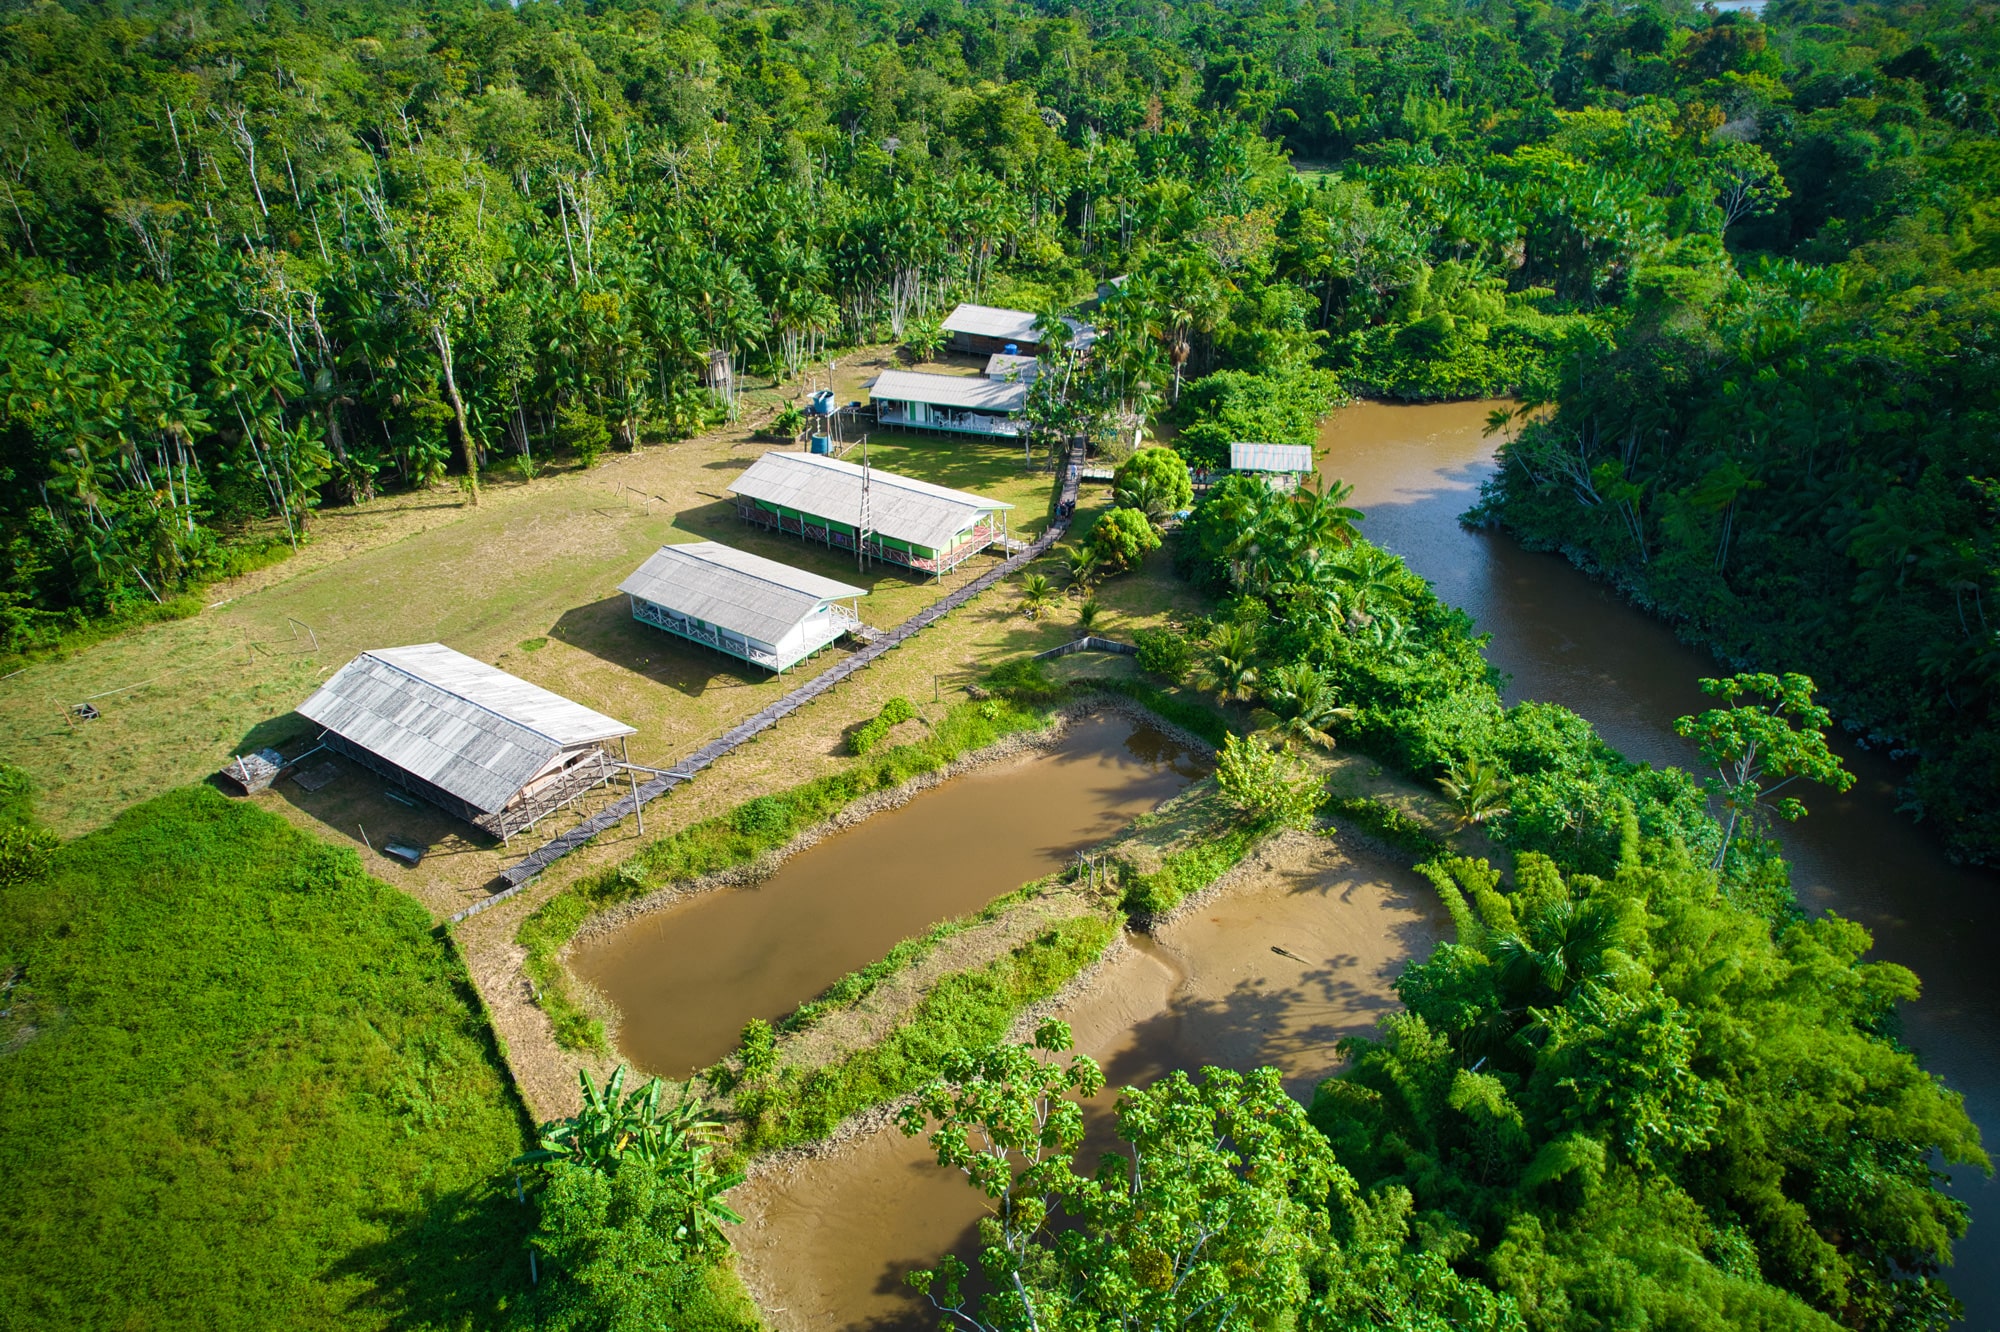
top-left (941, 303), bottom-right (1040, 341)
top-left (1231, 442), bottom-right (1316, 473)
top-left (296, 644), bottom-right (634, 813)
top-left (984, 353), bottom-right (1040, 382)
top-left (728, 451), bottom-right (1013, 553)
top-left (870, 369), bottom-right (1027, 414)
top-left (619, 542), bottom-right (864, 645)
top-left (940, 304), bottom-right (1097, 350)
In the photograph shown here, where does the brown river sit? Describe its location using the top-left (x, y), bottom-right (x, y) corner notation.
top-left (655, 401), bottom-right (1997, 1329)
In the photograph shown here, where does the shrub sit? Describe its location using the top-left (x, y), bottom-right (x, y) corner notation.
top-left (1112, 448), bottom-right (1193, 514)
top-left (1215, 733), bottom-right (1323, 828)
top-left (1087, 507), bottom-right (1162, 571)
top-left (556, 401), bottom-right (611, 467)
top-left (849, 696), bottom-right (919, 756)
top-left (1134, 627), bottom-right (1194, 682)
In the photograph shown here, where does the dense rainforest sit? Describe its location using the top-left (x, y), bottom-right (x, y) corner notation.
top-left (0, 0), bottom-right (1995, 1327)
top-left (3, 0), bottom-right (1995, 852)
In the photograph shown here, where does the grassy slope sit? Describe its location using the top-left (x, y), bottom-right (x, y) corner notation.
top-left (0, 786), bottom-right (532, 1331)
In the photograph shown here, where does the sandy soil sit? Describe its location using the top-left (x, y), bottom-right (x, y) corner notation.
top-left (730, 830), bottom-right (1447, 1332)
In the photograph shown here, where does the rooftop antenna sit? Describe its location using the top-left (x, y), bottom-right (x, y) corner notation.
top-left (857, 430), bottom-right (872, 574)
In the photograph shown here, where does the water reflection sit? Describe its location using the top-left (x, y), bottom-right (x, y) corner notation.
top-left (1317, 398), bottom-right (2000, 1325)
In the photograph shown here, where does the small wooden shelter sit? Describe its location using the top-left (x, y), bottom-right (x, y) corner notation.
top-left (870, 369), bottom-right (1028, 437)
top-left (619, 541), bottom-right (866, 673)
top-left (295, 643), bottom-right (636, 842)
top-left (727, 450), bottom-right (1014, 578)
top-left (1230, 442), bottom-right (1316, 490)
top-left (984, 353), bottom-right (1040, 383)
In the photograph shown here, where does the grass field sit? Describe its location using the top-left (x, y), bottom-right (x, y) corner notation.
top-left (0, 785), bottom-right (534, 1331)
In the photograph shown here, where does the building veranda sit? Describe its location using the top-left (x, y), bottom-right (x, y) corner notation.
top-left (727, 450), bottom-right (1014, 579)
top-left (295, 643), bottom-right (637, 842)
top-left (868, 368), bottom-right (1028, 438)
top-left (619, 540), bottom-right (867, 674)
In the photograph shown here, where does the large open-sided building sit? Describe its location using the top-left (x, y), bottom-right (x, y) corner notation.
top-left (869, 368), bottom-right (1028, 438)
top-left (727, 450), bottom-right (1014, 577)
top-left (1230, 442), bottom-right (1316, 490)
top-left (619, 540), bottom-right (866, 673)
top-left (296, 643), bottom-right (636, 842)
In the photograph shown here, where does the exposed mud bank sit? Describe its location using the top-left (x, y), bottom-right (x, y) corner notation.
top-left (730, 831), bottom-right (1447, 1332)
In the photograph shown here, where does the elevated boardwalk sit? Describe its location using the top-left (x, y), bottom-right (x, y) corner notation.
top-left (452, 440), bottom-right (1089, 922)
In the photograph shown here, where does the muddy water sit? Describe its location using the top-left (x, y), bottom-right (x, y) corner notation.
top-left (1316, 399), bottom-right (2000, 1326)
top-left (571, 714), bottom-right (1206, 1078)
top-left (734, 836), bottom-right (1447, 1331)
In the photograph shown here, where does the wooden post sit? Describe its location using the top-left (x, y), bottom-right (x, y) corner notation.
top-left (624, 737), bottom-right (643, 837)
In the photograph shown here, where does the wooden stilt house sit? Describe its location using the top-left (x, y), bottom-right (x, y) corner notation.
top-left (726, 450), bottom-right (1014, 578)
top-left (619, 541), bottom-right (866, 673)
top-left (295, 643), bottom-right (636, 842)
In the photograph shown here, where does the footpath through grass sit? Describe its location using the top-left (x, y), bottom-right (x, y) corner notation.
top-left (0, 786), bottom-right (534, 1331)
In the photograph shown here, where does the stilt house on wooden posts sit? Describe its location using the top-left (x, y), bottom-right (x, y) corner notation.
top-left (295, 643), bottom-right (637, 842)
top-left (940, 303), bottom-right (1098, 357)
top-left (727, 450), bottom-right (1014, 578)
top-left (869, 369), bottom-right (1028, 438)
top-left (619, 540), bottom-right (867, 673)
top-left (1229, 442), bottom-right (1316, 491)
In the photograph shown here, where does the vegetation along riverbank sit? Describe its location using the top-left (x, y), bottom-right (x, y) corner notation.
top-left (1, 0), bottom-right (1994, 1326)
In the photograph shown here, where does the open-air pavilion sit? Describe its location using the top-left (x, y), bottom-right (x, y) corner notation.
top-left (727, 450), bottom-right (1015, 578)
top-left (295, 643), bottom-right (637, 842)
top-left (619, 540), bottom-right (867, 673)
top-left (869, 369), bottom-right (1028, 438)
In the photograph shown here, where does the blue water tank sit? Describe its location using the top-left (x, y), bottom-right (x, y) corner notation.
top-left (1003, 343), bottom-right (1019, 356)
top-left (809, 389), bottom-right (836, 416)
top-left (810, 434), bottom-right (832, 454)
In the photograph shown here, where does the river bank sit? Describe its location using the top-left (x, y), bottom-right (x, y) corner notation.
top-left (1315, 397), bottom-right (2000, 1327)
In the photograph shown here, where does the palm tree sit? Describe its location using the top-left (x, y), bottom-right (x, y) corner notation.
top-left (1256, 661), bottom-right (1356, 750)
top-left (1060, 544), bottom-right (1101, 593)
top-left (1076, 598), bottom-right (1103, 632)
top-left (1437, 757), bottom-right (1512, 826)
top-left (1018, 572), bottom-right (1056, 619)
top-left (1292, 478), bottom-right (1364, 550)
top-left (1114, 473), bottom-right (1172, 528)
top-left (1196, 621), bottom-right (1262, 701)
top-left (1332, 545), bottom-right (1409, 630)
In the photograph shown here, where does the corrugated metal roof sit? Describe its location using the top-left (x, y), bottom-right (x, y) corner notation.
top-left (941, 303), bottom-right (1040, 341)
top-left (296, 644), bottom-right (633, 813)
top-left (619, 542), bottom-right (864, 645)
top-left (984, 353), bottom-right (1040, 382)
top-left (728, 451), bottom-right (1013, 553)
top-left (1230, 442), bottom-right (1315, 473)
top-left (940, 304), bottom-right (1098, 350)
top-left (870, 369), bottom-right (1027, 413)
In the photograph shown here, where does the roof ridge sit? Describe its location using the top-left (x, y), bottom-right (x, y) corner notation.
top-left (654, 543), bottom-right (857, 601)
top-left (363, 649), bottom-right (569, 750)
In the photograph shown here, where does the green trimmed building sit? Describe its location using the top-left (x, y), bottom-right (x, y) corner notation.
top-left (726, 450), bottom-right (1014, 577)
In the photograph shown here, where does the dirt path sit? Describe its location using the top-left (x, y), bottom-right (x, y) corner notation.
top-left (730, 830), bottom-right (1447, 1332)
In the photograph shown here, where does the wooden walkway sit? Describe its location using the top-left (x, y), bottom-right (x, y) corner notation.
top-left (451, 440), bottom-right (1088, 923)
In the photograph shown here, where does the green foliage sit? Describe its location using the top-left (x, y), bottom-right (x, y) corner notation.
top-left (518, 697), bottom-right (1053, 1051)
top-left (555, 402), bottom-right (611, 468)
top-left (848, 695), bottom-right (918, 756)
top-left (735, 915), bottom-right (1118, 1152)
top-left (1214, 731), bottom-right (1324, 828)
top-left (1329, 795), bottom-right (1448, 860)
top-left (1079, 676), bottom-right (1231, 747)
top-left (1132, 627), bottom-right (1194, 682)
top-left (1314, 845), bottom-right (1989, 1332)
top-left (1120, 811), bottom-right (1263, 919)
top-left (0, 786), bottom-right (530, 1329)
top-left (1085, 507), bottom-right (1162, 572)
top-left (1673, 673), bottom-right (1854, 865)
top-left (509, 1158), bottom-right (760, 1332)
top-left (898, 1024), bottom-right (1522, 1332)
top-left (1174, 366), bottom-right (1342, 469)
top-left (1111, 448), bottom-right (1194, 517)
